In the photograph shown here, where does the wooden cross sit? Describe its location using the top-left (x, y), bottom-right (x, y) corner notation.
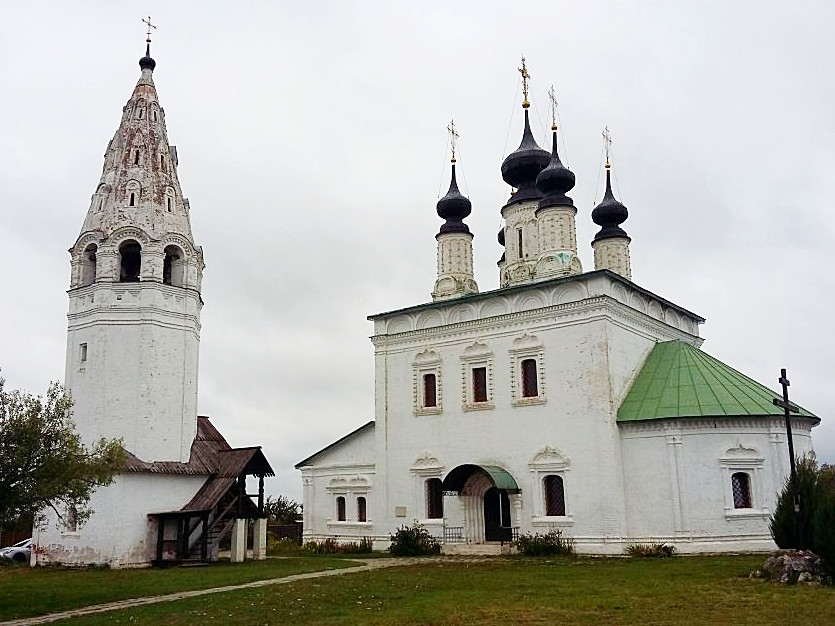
top-left (447, 119), bottom-right (459, 163)
top-left (548, 85), bottom-right (558, 130)
top-left (142, 15), bottom-right (157, 43)
top-left (602, 126), bottom-right (613, 168)
top-left (773, 368), bottom-right (802, 516)
top-left (519, 55), bottom-right (530, 108)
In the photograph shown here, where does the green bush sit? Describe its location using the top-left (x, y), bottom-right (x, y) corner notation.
top-left (514, 530), bottom-right (575, 556)
top-left (811, 466), bottom-right (835, 574)
top-left (388, 522), bottom-right (441, 556)
top-left (770, 456), bottom-right (820, 550)
top-left (625, 542), bottom-right (677, 558)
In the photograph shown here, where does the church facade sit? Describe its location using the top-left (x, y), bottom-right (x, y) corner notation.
top-left (33, 41), bottom-right (272, 568)
top-left (297, 70), bottom-right (819, 554)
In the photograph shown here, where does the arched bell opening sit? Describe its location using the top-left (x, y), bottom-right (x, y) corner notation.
top-left (163, 245), bottom-right (185, 287)
top-left (80, 243), bottom-right (98, 287)
top-left (119, 240), bottom-right (142, 282)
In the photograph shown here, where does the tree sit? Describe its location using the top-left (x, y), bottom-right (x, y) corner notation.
top-left (0, 375), bottom-right (126, 530)
top-left (263, 495), bottom-right (301, 524)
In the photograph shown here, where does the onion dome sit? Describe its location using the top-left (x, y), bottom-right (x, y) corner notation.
top-left (500, 109), bottom-right (550, 203)
top-left (592, 168), bottom-right (629, 241)
top-left (139, 42), bottom-right (156, 72)
top-left (536, 127), bottom-right (575, 208)
top-left (497, 226), bottom-right (505, 246)
top-left (437, 163), bottom-right (472, 234)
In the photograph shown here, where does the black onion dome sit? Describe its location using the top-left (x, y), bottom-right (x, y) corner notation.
top-left (536, 129), bottom-right (575, 208)
top-left (500, 109), bottom-right (550, 203)
top-left (139, 42), bottom-right (156, 72)
top-left (497, 227), bottom-right (505, 246)
top-left (436, 163), bottom-right (472, 234)
top-left (592, 169), bottom-right (629, 241)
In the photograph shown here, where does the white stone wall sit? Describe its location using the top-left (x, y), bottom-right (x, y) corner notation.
top-left (65, 281), bottom-right (201, 462)
top-left (298, 425), bottom-right (380, 545)
top-left (34, 473), bottom-right (207, 568)
top-left (620, 419), bottom-right (815, 552)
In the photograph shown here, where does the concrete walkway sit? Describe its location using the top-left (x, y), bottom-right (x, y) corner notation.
top-left (1, 557), bottom-right (488, 625)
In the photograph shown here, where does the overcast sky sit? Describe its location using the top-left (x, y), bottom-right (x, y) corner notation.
top-left (1, 1), bottom-right (833, 501)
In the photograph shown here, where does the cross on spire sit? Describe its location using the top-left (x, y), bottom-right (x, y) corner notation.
top-left (602, 126), bottom-right (613, 169)
top-left (548, 85), bottom-right (558, 130)
top-left (447, 119), bottom-right (459, 164)
top-left (142, 15), bottom-right (157, 43)
top-left (519, 55), bottom-right (530, 109)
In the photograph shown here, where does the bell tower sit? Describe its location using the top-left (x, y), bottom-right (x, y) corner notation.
top-left (65, 33), bottom-right (204, 463)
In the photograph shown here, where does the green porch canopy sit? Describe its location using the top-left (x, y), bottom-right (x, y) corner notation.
top-left (442, 464), bottom-right (521, 494)
top-left (618, 340), bottom-right (818, 423)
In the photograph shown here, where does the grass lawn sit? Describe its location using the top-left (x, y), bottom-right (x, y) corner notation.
top-left (0, 556), bottom-right (352, 622)
top-left (49, 555), bottom-right (835, 625)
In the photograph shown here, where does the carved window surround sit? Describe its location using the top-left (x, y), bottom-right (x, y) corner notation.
top-left (460, 341), bottom-right (495, 411)
top-left (719, 444), bottom-right (767, 519)
top-left (413, 348), bottom-right (443, 415)
top-left (510, 333), bottom-right (546, 406)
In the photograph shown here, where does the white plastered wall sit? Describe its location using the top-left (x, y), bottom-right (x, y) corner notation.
top-left (35, 473), bottom-right (207, 568)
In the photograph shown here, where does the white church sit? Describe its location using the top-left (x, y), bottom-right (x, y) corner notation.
top-left (33, 40), bottom-right (273, 568)
top-left (296, 64), bottom-right (820, 554)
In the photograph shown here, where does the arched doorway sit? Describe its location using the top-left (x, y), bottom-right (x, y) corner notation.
top-left (441, 464), bottom-right (519, 544)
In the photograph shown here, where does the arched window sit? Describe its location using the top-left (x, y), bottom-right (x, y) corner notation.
top-left (119, 240), bottom-right (142, 282)
top-left (134, 150), bottom-right (140, 165)
top-left (138, 108), bottom-right (144, 119)
top-left (731, 472), bottom-right (752, 509)
top-left (521, 358), bottom-right (538, 397)
top-left (81, 243), bottom-right (97, 287)
top-left (336, 496), bottom-right (346, 521)
top-left (167, 197), bottom-right (172, 212)
top-left (357, 497), bottom-right (367, 522)
top-left (544, 475), bottom-right (566, 516)
top-left (163, 245), bottom-right (185, 287)
top-left (129, 193), bottom-right (135, 207)
top-left (426, 478), bottom-right (443, 519)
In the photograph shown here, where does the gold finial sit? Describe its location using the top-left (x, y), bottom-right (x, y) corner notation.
top-left (602, 125), bottom-right (613, 169)
top-left (548, 84), bottom-right (558, 131)
top-left (142, 15), bottom-right (157, 44)
top-left (519, 55), bottom-right (530, 109)
top-left (447, 119), bottom-right (459, 164)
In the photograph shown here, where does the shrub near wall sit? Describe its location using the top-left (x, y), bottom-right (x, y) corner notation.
top-left (388, 523), bottom-right (440, 556)
top-left (514, 530), bottom-right (575, 557)
top-left (770, 457), bottom-right (835, 575)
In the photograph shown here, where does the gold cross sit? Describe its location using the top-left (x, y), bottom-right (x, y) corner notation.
top-left (447, 119), bottom-right (459, 163)
top-left (142, 15), bottom-right (157, 43)
top-left (548, 85), bottom-right (558, 130)
top-left (519, 55), bottom-right (530, 109)
top-left (602, 126), bottom-right (613, 168)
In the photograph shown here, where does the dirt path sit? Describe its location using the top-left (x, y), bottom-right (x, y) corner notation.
top-left (1, 557), bottom-right (489, 625)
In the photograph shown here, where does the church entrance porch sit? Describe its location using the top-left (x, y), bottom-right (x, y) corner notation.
top-left (440, 464), bottom-right (520, 550)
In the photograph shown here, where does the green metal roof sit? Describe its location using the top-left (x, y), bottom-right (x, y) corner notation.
top-left (441, 464), bottom-right (521, 494)
top-left (618, 340), bottom-right (817, 422)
